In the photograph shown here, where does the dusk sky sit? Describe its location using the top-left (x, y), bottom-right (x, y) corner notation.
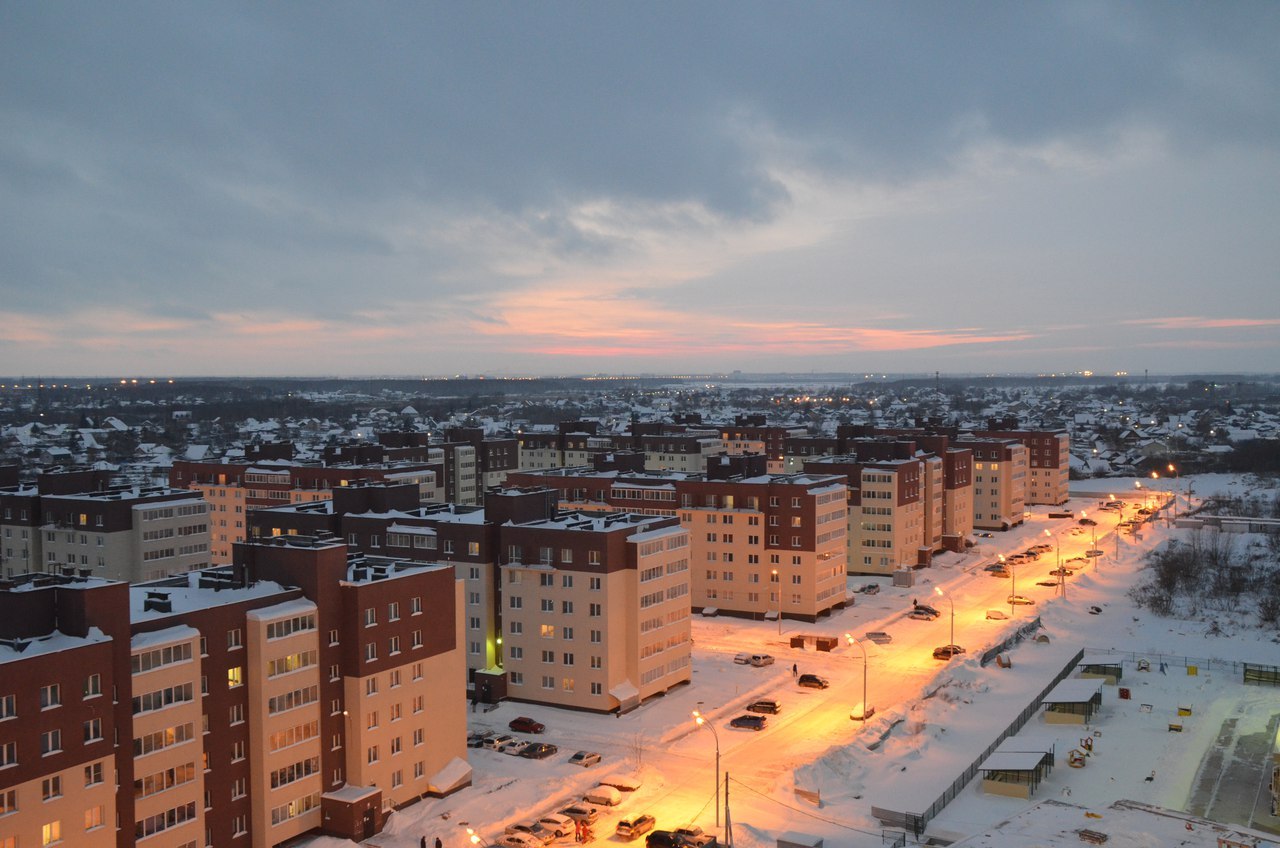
top-left (3, 3), bottom-right (1279, 377)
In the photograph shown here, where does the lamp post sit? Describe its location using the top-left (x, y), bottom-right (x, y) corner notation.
top-left (468, 828), bottom-right (488, 848)
top-left (1082, 510), bottom-right (1100, 569)
top-left (771, 568), bottom-right (780, 634)
top-left (1044, 528), bottom-right (1065, 600)
top-left (692, 708), bottom-right (721, 828)
top-left (1168, 463), bottom-right (1179, 519)
top-left (1000, 554), bottom-right (1015, 617)
top-left (843, 633), bottom-right (872, 721)
top-left (934, 587), bottom-right (955, 649)
top-left (1110, 494), bottom-right (1122, 560)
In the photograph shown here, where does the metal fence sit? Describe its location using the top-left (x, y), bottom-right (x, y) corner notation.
top-left (979, 616), bottom-right (1043, 667)
top-left (871, 648), bottom-right (1085, 837)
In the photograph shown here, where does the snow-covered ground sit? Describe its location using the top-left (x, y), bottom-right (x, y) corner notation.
top-left (301, 475), bottom-right (1280, 848)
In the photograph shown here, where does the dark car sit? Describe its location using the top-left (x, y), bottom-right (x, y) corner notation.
top-left (509, 716), bottom-right (546, 734)
top-left (797, 673), bottom-right (829, 689)
top-left (646, 832), bottom-right (684, 848)
top-left (932, 644), bottom-right (966, 660)
top-left (1078, 517), bottom-right (1097, 526)
top-left (729, 714), bottom-right (768, 731)
top-left (520, 742), bottom-right (559, 759)
top-left (746, 699), bottom-right (781, 714)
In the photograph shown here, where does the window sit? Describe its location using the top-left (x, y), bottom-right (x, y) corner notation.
top-left (226, 628), bottom-right (242, 650)
top-left (388, 602), bottom-right (400, 621)
top-left (411, 596), bottom-right (423, 615)
top-left (509, 596), bottom-right (523, 609)
top-left (229, 704), bottom-right (245, 725)
top-left (389, 636), bottom-right (401, 655)
top-left (84, 762), bottom-right (104, 786)
top-left (42, 776), bottom-right (62, 800)
top-left (412, 630), bottom-right (423, 648)
top-left (0, 788), bottom-right (15, 816)
top-left (561, 600), bottom-right (574, 614)
top-left (365, 677), bottom-right (379, 696)
top-left (589, 576), bottom-right (601, 591)
top-left (591, 682), bottom-right (603, 696)
top-left (589, 603), bottom-right (602, 617)
top-left (541, 599), bottom-right (554, 612)
top-left (41, 729), bottom-right (61, 755)
top-left (562, 652), bottom-right (575, 666)
top-left (0, 694), bottom-right (14, 720)
top-left (541, 650), bottom-right (554, 663)
top-left (83, 718), bottom-right (103, 742)
top-left (368, 746), bottom-right (380, 764)
top-left (590, 629), bottom-right (602, 644)
top-left (227, 667), bottom-right (243, 688)
top-left (42, 821), bottom-right (61, 846)
top-left (83, 674), bottom-right (101, 698)
top-left (365, 643), bottom-right (377, 662)
top-left (364, 608), bottom-right (377, 627)
top-left (40, 684), bottom-right (61, 709)
top-left (0, 741), bottom-right (14, 767)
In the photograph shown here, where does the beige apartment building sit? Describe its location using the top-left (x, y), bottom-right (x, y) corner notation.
top-left (803, 455), bottom-right (927, 576)
top-left (499, 513), bottom-right (691, 713)
top-left (956, 437), bottom-right (1028, 530)
top-left (972, 427), bottom-right (1070, 506)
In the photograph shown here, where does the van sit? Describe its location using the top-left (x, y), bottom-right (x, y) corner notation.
top-left (584, 785), bottom-right (622, 807)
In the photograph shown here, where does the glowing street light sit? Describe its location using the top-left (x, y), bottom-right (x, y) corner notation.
top-left (771, 568), bottom-right (781, 634)
top-left (692, 709), bottom-right (721, 827)
top-left (934, 587), bottom-right (955, 650)
top-left (844, 633), bottom-right (873, 721)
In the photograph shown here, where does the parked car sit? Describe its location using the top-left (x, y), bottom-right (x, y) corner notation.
top-left (1079, 517), bottom-right (1097, 526)
top-left (536, 814), bottom-right (575, 838)
top-left (569, 750), bottom-right (601, 767)
top-left (908, 607), bottom-right (940, 621)
top-left (675, 826), bottom-right (715, 847)
top-left (1007, 595), bottom-right (1036, 605)
top-left (508, 716), bottom-right (546, 734)
top-left (1049, 568), bottom-right (1075, 577)
top-left (861, 583), bottom-right (881, 594)
top-left (729, 714), bottom-right (768, 731)
top-left (1036, 580), bottom-right (1058, 587)
top-left (1032, 544), bottom-right (1053, 553)
top-left (560, 804), bottom-right (600, 825)
top-left (732, 652), bottom-right (752, 664)
top-left (864, 630), bottom-right (892, 644)
top-left (584, 785), bottom-right (623, 807)
top-left (497, 833), bottom-right (546, 848)
top-left (504, 740), bottom-right (531, 757)
top-left (975, 531), bottom-right (994, 538)
top-left (932, 644), bottom-right (966, 660)
top-left (646, 832), bottom-right (684, 848)
top-left (503, 824), bottom-right (554, 846)
top-left (616, 814), bottom-right (657, 840)
top-left (747, 654), bottom-right (775, 667)
top-left (520, 742), bottom-right (559, 759)
top-left (467, 730), bottom-right (494, 748)
top-left (483, 734), bottom-right (516, 751)
top-left (985, 609), bottom-right (1009, 620)
top-left (986, 567), bottom-right (1011, 578)
top-left (797, 673), bottom-right (829, 689)
top-left (746, 699), bottom-right (781, 714)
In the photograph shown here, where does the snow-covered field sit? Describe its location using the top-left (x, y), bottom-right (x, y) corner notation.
top-left (302, 475), bottom-right (1280, 848)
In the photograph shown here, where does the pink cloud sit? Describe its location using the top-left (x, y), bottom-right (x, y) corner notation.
top-left (1122, 316), bottom-right (1280, 330)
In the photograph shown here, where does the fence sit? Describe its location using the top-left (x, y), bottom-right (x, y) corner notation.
top-left (871, 648), bottom-right (1085, 837)
top-left (979, 616), bottom-right (1043, 667)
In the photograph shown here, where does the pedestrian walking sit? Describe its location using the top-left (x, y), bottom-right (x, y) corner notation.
top-left (421, 837), bottom-right (427, 848)
top-left (912, 598), bottom-right (917, 608)
top-left (791, 663), bottom-right (797, 678)
top-left (436, 838), bottom-right (443, 848)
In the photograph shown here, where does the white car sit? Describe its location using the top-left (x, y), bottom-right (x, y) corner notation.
top-left (536, 814), bottom-right (575, 837)
top-left (484, 734), bottom-right (516, 751)
top-left (559, 804), bottom-right (599, 825)
top-left (504, 740), bottom-right (531, 756)
top-left (504, 822), bottom-right (554, 844)
top-left (569, 750), bottom-right (602, 767)
top-left (497, 833), bottom-right (546, 848)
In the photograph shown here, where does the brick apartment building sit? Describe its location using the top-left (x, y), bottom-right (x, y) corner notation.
top-left (0, 538), bottom-right (466, 848)
top-left (1, 470), bottom-right (211, 582)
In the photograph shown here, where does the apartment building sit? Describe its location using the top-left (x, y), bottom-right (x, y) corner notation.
top-left (640, 432), bottom-right (724, 474)
top-left (0, 537), bottom-right (467, 848)
top-left (170, 457), bottom-right (440, 563)
top-left (803, 455), bottom-right (928, 576)
top-left (1, 469), bottom-right (113, 578)
top-left (505, 463), bottom-right (850, 621)
top-left (500, 512), bottom-right (691, 712)
top-left (973, 423), bottom-right (1070, 506)
top-left (953, 437), bottom-right (1028, 530)
top-left (717, 416), bottom-right (808, 473)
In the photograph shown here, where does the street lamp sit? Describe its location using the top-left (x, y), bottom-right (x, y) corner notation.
top-left (692, 709), bottom-right (721, 828)
top-left (771, 568), bottom-right (780, 634)
top-left (1110, 494), bottom-right (1123, 560)
top-left (468, 828), bottom-right (488, 848)
top-left (934, 587), bottom-right (955, 650)
top-left (843, 633), bottom-right (873, 721)
top-left (1081, 511), bottom-right (1100, 570)
top-left (1000, 554), bottom-right (1016, 617)
top-left (1168, 464), bottom-right (1179, 519)
top-left (1044, 529), bottom-right (1065, 599)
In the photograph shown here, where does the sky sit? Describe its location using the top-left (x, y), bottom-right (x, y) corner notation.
top-left (2, 3), bottom-right (1279, 378)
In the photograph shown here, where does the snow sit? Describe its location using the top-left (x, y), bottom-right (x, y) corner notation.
top-left (297, 475), bottom-right (1280, 848)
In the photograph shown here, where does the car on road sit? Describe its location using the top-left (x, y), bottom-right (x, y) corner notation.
top-left (569, 750), bottom-right (602, 767)
top-left (974, 531), bottom-right (994, 538)
top-left (746, 699), bottom-right (781, 714)
top-left (536, 814), bottom-right (575, 838)
top-left (560, 804), bottom-right (599, 825)
top-left (932, 644), bottom-right (966, 660)
top-left (747, 654), bottom-right (775, 667)
top-left (986, 566), bottom-right (1011, 578)
top-left (497, 833), bottom-right (546, 848)
top-left (1007, 595), bottom-right (1036, 605)
top-left (616, 815), bottom-right (657, 841)
top-left (985, 609), bottom-right (1009, 620)
top-left (732, 653), bottom-right (752, 664)
top-left (520, 742), bottom-right (558, 759)
top-left (483, 734), bottom-right (516, 751)
top-left (908, 607), bottom-right (940, 621)
top-left (797, 673), bottom-right (830, 689)
top-left (646, 832), bottom-right (684, 848)
top-left (1079, 517), bottom-right (1097, 526)
top-left (1049, 568), bottom-right (1075, 577)
top-left (508, 716), bottom-right (546, 734)
top-left (1036, 580), bottom-right (1058, 587)
top-left (864, 631), bottom-right (892, 644)
top-left (504, 740), bottom-right (531, 757)
top-left (730, 714), bottom-right (768, 731)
